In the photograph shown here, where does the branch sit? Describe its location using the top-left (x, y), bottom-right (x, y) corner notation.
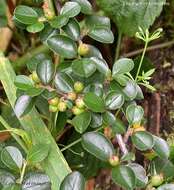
top-left (116, 134), bottom-right (128, 155)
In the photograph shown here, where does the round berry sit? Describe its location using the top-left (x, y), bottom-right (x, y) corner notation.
top-left (31, 71), bottom-right (40, 83)
top-left (72, 106), bottom-right (84, 115)
top-left (67, 92), bottom-right (77, 101)
top-left (58, 101), bottom-right (67, 112)
top-left (151, 174), bottom-right (164, 187)
top-left (49, 105), bottom-right (58, 112)
top-left (78, 43), bottom-right (89, 56)
top-left (48, 97), bottom-right (59, 106)
top-left (75, 97), bottom-right (85, 109)
top-left (109, 155), bottom-right (119, 166)
top-left (74, 82), bottom-right (84, 93)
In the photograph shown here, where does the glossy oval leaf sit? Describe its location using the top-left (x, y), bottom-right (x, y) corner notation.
top-left (0, 170), bottom-right (15, 187)
top-left (63, 18), bottom-right (80, 41)
top-left (14, 95), bottom-right (34, 118)
top-left (105, 92), bottom-right (124, 110)
top-left (112, 58), bottom-right (134, 76)
top-left (128, 163), bottom-right (148, 188)
top-left (153, 136), bottom-right (170, 159)
top-left (50, 15), bottom-right (69, 29)
top-left (47, 35), bottom-right (77, 59)
top-left (1, 146), bottom-right (23, 171)
top-left (72, 58), bottom-right (96, 78)
top-left (22, 173), bottom-right (51, 190)
top-left (123, 80), bottom-right (137, 100)
top-left (88, 27), bottom-right (114, 43)
top-left (14, 5), bottom-right (38, 25)
top-left (157, 184), bottom-right (174, 190)
top-left (90, 113), bottom-right (102, 128)
top-left (73, 0), bottom-right (92, 15)
top-left (60, 2), bottom-right (81, 18)
top-left (112, 165), bottom-right (136, 190)
top-left (14, 75), bottom-right (33, 91)
top-left (103, 111), bottom-right (125, 134)
top-left (72, 111), bottom-right (91, 134)
top-left (36, 59), bottom-right (54, 85)
top-left (60, 171), bottom-right (85, 190)
top-left (84, 92), bottom-right (105, 113)
top-left (54, 72), bottom-right (74, 93)
top-left (90, 57), bottom-right (110, 75)
top-left (26, 22), bottom-right (44, 33)
top-left (126, 104), bottom-right (144, 124)
top-left (131, 131), bottom-right (154, 151)
top-left (27, 143), bottom-right (50, 164)
top-left (84, 84), bottom-right (103, 97)
top-left (81, 132), bottom-right (114, 161)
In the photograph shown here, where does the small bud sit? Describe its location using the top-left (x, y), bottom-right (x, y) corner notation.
top-left (49, 105), bottom-right (58, 112)
top-left (109, 155), bottom-right (119, 166)
top-left (78, 43), bottom-right (89, 56)
top-left (58, 101), bottom-right (67, 112)
top-left (133, 126), bottom-right (146, 133)
top-left (104, 127), bottom-right (112, 139)
top-left (75, 97), bottom-right (85, 109)
top-left (151, 174), bottom-right (164, 187)
top-left (143, 150), bottom-right (156, 160)
top-left (31, 71), bottom-right (40, 83)
top-left (48, 97), bottom-right (59, 106)
top-left (74, 81), bottom-right (84, 93)
top-left (67, 92), bottom-right (77, 101)
top-left (72, 106), bottom-right (84, 115)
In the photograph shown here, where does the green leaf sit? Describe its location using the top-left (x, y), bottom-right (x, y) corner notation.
top-left (123, 80), bottom-right (137, 100)
top-left (90, 57), bottom-right (110, 75)
top-left (50, 15), bottom-right (69, 29)
top-left (72, 58), bottom-right (96, 78)
top-left (14, 75), bottom-right (33, 91)
top-left (54, 72), bottom-right (74, 93)
top-left (113, 74), bottom-right (129, 86)
top-left (90, 113), bottom-right (102, 128)
top-left (72, 112), bottom-right (91, 134)
top-left (131, 131), bottom-right (154, 151)
top-left (27, 144), bottom-right (50, 164)
top-left (14, 5), bottom-right (38, 25)
top-left (126, 104), bottom-right (144, 124)
top-left (60, 2), bottom-right (81, 18)
top-left (26, 87), bottom-right (44, 97)
top-left (128, 163), bottom-right (148, 188)
top-left (112, 165), bottom-right (136, 190)
top-left (105, 91), bottom-right (124, 110)
top-left (112, 58), bottom-right (134, 76)
top-left (85, 15), bottom-right (111, 29)
top-left (84, 45), bottom-right (103, 59)
top-left (0, 170), bottom-right (15, 187)
top-left (103, 111), bottom-right (125, 134)
top-left (63, 18), bottom-right (80, 41)
top-left (84, 84), bottom-right (103, 97)
top-left (2, 184), bottom-right (21, 190)
top-left (0, 0), bottom-right (7, 27)
top-left (60, 171), bottom-right (85, 190)
top-left (0, 53), bottom-right (71, 189)
top-left (97, 0), bottom-right (166, 36)
top-left (72, 0), bottom-right (92, 15)
top-left (157, 184), bottom-right (174, 190)
top-left (22, 173), bottom-right (51, 190)
top-left (36, 59), bottom-right (54, 85)
top-left (1, 146), bottom-right (23, 171)
top-left (26, 22), bottom-right (44, 33)
top-left (47, 35), bottom-right (77, 59)
top-left (14, 95), bottom-right (34, 118)
top-left (88, 27), bottom-right (114, 43)
top-left (153, 136), bottom-right (170, 159)
top-left (84, 92), bottom-right (105, 113)
top-left (82, 132), bottom-right (115, 161)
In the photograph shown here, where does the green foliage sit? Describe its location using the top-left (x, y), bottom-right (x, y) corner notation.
top-left (0, 0), bottom-right (7, 27)
top-left (97, 0), bottom-right (166, 36)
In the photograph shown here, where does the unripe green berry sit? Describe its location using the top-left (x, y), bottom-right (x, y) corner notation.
top-left (78, 43), bottom-right (90, 56)
top-left (72, 106), bottom-right (84, 115)
top-left (67, 92), bottom-right (77, 101)
top-left (31, 71), bottom-right (40, 83)
top-left (48, 97), bottom-right (59, 106)
top-left (74, 82), bottom-right (84, 93)
top-left (49, 105), bottom-right (58, 112)
top-left (151, 174), bottom-right (164, 187)
top-left (109, 155), bottom-right (119, 166)
top-left (75, 97), bottom-right (85, 109)
top-left (58, 101), bottom-right (67, 112)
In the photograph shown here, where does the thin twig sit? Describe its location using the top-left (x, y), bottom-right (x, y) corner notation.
top-left (116, 134), bottom-right (128, 155)
top-left (123, 40), bottom-right (174, 58)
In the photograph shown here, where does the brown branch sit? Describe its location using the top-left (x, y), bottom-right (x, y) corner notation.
top-left (123, 40), bottom-right (174, 58)
top-left (116, 134), bottom-right (128, 155)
